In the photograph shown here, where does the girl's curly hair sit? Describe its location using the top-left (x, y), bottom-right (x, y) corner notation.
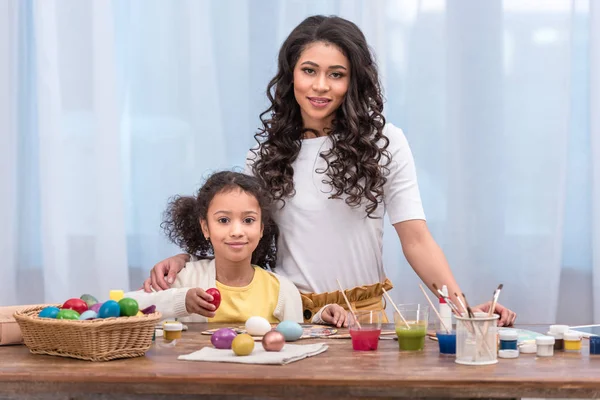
top-left (161, 171), bottom-right (278, 270)
top-left (252, 15), bottom-right (391, 217)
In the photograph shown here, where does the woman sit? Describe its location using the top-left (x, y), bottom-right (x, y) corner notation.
top-left (143, 15), bottom-right (516, 327)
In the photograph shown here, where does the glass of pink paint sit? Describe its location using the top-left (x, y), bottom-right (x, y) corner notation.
top-left (349, 310), bottom-right (383, 351)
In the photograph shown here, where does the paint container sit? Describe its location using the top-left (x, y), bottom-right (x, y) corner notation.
top-left (163, 322), bottom-right (183, 342)
top-left (437, 331), bottom-right (457, 355)
top-left (563, 331), bottom-right (582, 352)
top-left (589, 336), bottom-right (600, 355)
top-left (349, 310), bottom-right (382, 351)
top-left (519, 342), bottom-right (537, 354)
top-left (535, 335), bottom-right (555, 357)
top-left (548, 325), bottom-right (569, 351)
top-left (546, 330), bottom-right (564, 351)
top-left (394, 304), bottom-right (429, 352)
top-left (438, 285), bottom-right (453, 332)
top-left (499, 330), bottom-right (519, 350)
top-left (498, 349), bottom-right (519, 359)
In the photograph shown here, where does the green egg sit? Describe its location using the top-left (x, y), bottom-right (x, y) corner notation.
top-left (118, 298), bottom-right (139, 317)
top-left (56, 309), bottom-right (80, 320)
top-left (80, 294), bottom-right (98, 308)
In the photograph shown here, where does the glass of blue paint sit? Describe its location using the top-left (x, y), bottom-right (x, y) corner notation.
top-left (437, 330), bottom-right (457, 354)
top-left (590, 336), bottom-right (600, 355)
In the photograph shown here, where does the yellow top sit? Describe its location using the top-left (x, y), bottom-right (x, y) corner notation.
top-left (208, 267), bottom-right (280, 323)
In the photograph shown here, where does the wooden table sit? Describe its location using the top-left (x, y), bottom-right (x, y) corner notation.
top-left (1, 323), bottom-right (599, 399)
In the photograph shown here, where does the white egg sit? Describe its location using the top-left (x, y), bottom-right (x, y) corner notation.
top-left (245, 316), bottom-right (272, 336)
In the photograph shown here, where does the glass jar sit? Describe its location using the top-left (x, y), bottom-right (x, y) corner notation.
top-left (563, 331), bottom-right (582, 352)
top-left (536, 335), bottom-right (555, 357)
top-left (499, 329), bottom-right (518, 350)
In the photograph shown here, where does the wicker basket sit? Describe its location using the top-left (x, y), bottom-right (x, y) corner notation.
top-left (14, 305), bottom-right (162, 361)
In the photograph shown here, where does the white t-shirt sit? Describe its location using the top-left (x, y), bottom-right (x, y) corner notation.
top-left (245, 123), bottom-right (425, 294)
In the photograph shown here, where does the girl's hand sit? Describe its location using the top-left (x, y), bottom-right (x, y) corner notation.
top-left (321, 304), bottom-right (348, 328)
top-left (472, 301), bottom-right (517, 327)
top-left (185, 288), bottom-right (217, 318)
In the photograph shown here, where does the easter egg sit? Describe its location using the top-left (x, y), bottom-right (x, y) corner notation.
top-left (140, 305), bottom-right (156, 315)
top-left (80, 294), bottom-right (98, 308)
top-left (276, 320), bottom-right (303, 342)
top-left (118, 298), bottom-right (139, 317)
top-left (245, 316), bottom-right (271, 336)
top-left (211, 328), bottom-right (237, 349)
top-left (38, 306), bottom-right (60, 319)
top-left (79, 310), bottom-right (98, 320)
top-left (62, 298), bottom-right (88, 315)
top-left (262, 330), bottom-right (285, 352)
top-left (206, 288), bottom-right (221, 310)
top-left (231, 333), bottom-right (254, 356)
top-left (97, 300), bottom-right (120, 318)
top-left (56, 309), bottom-right (80, 320)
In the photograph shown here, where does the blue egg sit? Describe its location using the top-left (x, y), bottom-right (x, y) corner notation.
top-left (38, 306), bottom-right (60, 319)
top-left (275, 320), bottom-right (303, 342)
top-left (79, 310), bottom-right (98, 320)
top-left (97, 300), bottom-right (120, 318)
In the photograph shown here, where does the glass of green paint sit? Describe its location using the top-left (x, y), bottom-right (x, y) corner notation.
top-left (394, 304), bottom-right (429, 351)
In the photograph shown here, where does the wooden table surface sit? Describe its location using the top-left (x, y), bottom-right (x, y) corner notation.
top-left (1, 323), bottom-right (599, 399)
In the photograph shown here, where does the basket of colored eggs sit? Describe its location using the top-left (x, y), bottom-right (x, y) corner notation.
top-left (13, 294), bottom-right (161, 361)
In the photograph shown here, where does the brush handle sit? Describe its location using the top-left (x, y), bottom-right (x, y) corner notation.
top-left (419, 285), bottom-right (450, 333)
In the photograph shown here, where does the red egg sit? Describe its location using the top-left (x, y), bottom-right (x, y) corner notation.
top-left (206, 288), bottom-right (221, 310)
top-left (62, 298), bottom-right (88, 315)
top-left (262, 330), bottom-right (285, 352)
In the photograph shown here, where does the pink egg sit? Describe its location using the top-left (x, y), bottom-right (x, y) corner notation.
top-left (211, 328), bottom-right (237, 349)
top-left (89, 302), bottom-right (103, 313)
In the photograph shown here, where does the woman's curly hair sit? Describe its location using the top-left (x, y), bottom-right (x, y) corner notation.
top-left (252, 15), bottom-right (391, 217)
top-left (161, 171), bottom-right (278, 270)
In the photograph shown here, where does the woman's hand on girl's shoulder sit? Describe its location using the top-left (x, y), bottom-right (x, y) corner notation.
top-left (185, 288), bottom-right (217, 318)
top-left (142, 254), bottom-right (189, 292)
top-left (321, 304), bottom-right (348, 328)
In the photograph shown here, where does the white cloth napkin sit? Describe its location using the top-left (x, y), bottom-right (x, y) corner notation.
top-left (178, 342), bottom-right (328, 365)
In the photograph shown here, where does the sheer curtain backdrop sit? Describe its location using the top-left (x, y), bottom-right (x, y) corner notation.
top-left (0, 0), bottom-right (597, 324)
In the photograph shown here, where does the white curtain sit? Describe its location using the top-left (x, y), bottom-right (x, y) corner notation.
top-left (1, 0), bottom-right (597, 325)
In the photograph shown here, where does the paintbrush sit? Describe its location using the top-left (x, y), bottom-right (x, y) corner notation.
top-left (483, 284), bottom-right (504, 336)
top-left (336, 279), bottom-right (361, 329)
top-left (454, 292), bottom-right (469, 317)
top-left (487, 284), bottom-right (504, 317)
top-left (382, 287), bottom-right (410, 329)
top-left (461, 293), bottom-right (475, 318)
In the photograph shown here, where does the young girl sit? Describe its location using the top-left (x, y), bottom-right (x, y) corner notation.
top-left (127, 171), bottom-right (346, 324)
top-left (145, 16), bottom-right (516, 326)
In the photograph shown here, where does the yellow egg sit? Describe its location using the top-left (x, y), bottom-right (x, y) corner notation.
top-left (232, 333), bottom-right (254, 356)
top-left (136, 311), bottom-right (143, 316)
